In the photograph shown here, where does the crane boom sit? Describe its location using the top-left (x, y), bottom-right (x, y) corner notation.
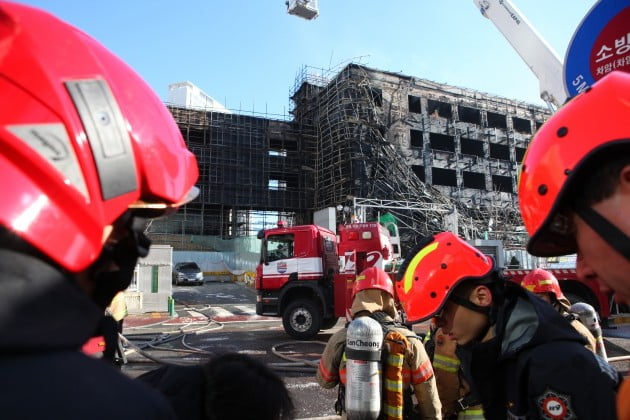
top-left (473, 0), bottom-right (567, 109)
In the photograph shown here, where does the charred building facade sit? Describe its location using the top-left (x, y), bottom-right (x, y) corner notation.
top-left (150, 63), bottom-right (549, 251)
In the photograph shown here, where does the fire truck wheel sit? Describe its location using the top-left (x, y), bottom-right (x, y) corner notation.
top-left (321, 316), bottom-right (339, 330)
top-left (282, 299), bottom-right (322, 339)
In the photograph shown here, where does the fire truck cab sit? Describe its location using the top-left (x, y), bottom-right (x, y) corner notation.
top-left (256, 221), bottom-right (398, 338)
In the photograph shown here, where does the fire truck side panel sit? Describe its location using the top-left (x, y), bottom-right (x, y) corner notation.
top-left (505, 269), bottom-right (611, 319)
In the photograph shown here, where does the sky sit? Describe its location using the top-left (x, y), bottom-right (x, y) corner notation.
top-left (22, 1), bottom-right (596, 118)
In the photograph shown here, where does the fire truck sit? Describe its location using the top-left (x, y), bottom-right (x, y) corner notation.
top-left (468, 239), bottom-right (613, 323)
top-left (255, 220), bottom-right (400, 338)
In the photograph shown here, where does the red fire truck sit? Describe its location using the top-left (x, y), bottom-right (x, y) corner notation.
top-left (468, 239), bottom-right (613, 323)
top-left (504, 268), bottom-right (612, 321)
top-left (255, 221), bottom-right (400, 338)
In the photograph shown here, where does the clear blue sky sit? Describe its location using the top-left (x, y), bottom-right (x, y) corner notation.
top-left (23, 1), bottom-right (595, 117)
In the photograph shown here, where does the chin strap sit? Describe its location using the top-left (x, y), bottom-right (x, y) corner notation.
top-left (574, 203), bottom-right (630, 261)
top-left (449, 294), bottom-right (490, 316)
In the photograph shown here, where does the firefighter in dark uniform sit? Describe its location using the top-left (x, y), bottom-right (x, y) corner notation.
top-left (317, 267), bottom-right (442, 419)
top-left (516, 71), bottom-right (630, 419)
top-left (520, 269), bottom-right (597, 353)
top-left (396, 232), bottom-right (618, 420)
top-left (0, 3), bottom-right (198, 418)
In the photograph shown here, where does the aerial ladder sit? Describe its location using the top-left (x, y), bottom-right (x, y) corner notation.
top-left (287, 0), bottom-right (568, 110)
top-left (473, 0), bottom-right (567, 110)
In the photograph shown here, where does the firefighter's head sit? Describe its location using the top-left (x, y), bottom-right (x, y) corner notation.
top-left (520, 269), bottom-right (570, 310)
top-left (350, 267), bottom-right (397, 319)
top-left (397, 232), bottom-right (500, 345)
top-left (518, 71), bottom-right (630, 303)
top-left (0, 3), bottom-right (198, 308)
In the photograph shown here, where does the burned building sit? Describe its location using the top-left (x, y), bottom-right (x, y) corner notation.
top-left (150, 63), bottom-right (549, 251)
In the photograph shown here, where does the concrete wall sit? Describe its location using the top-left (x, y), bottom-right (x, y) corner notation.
top-left (127, 244), bottom-right (173, 313)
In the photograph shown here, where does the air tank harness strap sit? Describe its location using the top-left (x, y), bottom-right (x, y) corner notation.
top-left (383, 330), bottom-right (408, 420)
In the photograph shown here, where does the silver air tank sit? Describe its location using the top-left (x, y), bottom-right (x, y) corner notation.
top-left (345, 316), bottom-right (383, 420)
top-left (570, 302), bottom-right (608, 359)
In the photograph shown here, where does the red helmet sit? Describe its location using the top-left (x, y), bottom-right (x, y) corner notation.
top-left (520, 269), bottom-right (565, 301)
top-left (0, 3), bottom-right (198, 272)
top-left (518, 71), bottom-right (630, 257)
top-left (396, 232), bottom-right (495, 323)
top-left (352, 267), bottom-right (394, 301)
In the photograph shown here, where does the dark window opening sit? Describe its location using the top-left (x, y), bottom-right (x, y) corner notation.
top-left (515, 147), bottom-right (527, 163)
top-left (427, 99), bottom-right (452, 119)
top-left (369, 88), bottom-right (383, 107)
top-left (487, 111), bottom-right (507, 129)
top-left (459, 106), bottom-right (480, 124)
top-left (410, 129), bottom-right (423, 148)
top-left (429, 133), bottom-right (455, 152)
top-left (412, 165), bottom-right (425, 182)
top-left (512, 117), bottom-right (531, 134)
top-left (432, 167), bottom-right (457, 187)
top-left (534, 120), bottom-right (545, 132)
top-left (460, 137), bottom-right (485, 157)
top-left (492, 175), bottom-right (513, 193)
top-left (270, 138), bottom-right (298, 151)
top-left (489, 143), bottom-right (510, 160)
top-left (463, 171), bottom-right (486, 189)
top-left (408, 95), bottom-right (422, 114)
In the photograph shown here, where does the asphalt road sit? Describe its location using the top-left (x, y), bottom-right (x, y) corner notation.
top-left (120, 278), bottom-right (630, 419)
top-left (122, 279), bottom-right (342, 419)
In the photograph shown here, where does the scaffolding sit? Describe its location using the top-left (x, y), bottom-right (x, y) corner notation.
top-left (147, 107), bottom-right (317, 250)
top-left (151, 62), bottom-right (549, 254)
top-left (290, 63), bottom-right (549, 251)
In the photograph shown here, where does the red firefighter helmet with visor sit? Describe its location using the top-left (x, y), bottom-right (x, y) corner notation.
top-left (520, 269), bottom-right (566, 301)
top-left (518, 71), bottom-right (630, 257)
top-left (352, 266), bottom-right (395, 302)
top-left (396, 232), bottom-right (495, 323)
top-left (0, 3), bottom-right (199, 272)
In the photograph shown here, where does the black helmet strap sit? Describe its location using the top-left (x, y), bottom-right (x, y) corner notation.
top-left (574, 203), bottom-right (630, 261)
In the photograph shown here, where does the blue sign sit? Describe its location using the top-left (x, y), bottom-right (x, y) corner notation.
top-left (564, 0), bottom-right (630, 97)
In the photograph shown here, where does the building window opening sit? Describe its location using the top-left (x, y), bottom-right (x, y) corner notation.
top-left (492, 175), bottom-right (513, 193)
top-left (408, 95), bottom-right (422, 114)
top-left (268, 179), bottom-right (287, 191)
top-left (487, 111), bottom-right (507, 129)
top-left (432, 167), bottom-right (457, 187)
top-left (429, 132), bottom-right (455, 152)
top-left (460, 137), bottom-right (485, 157)
top-left (458, 106), bottom-right (480, 125)
top-left (512, 117), bottom-right (531, 134)
top-left (463, 171), bottom-right (486, 189)
top-left (410, 129), bottom-right (423, 148)
top-left (427, 99), bottom-right (452, 119)
top-left (489, 143), bottom-right (510, 160)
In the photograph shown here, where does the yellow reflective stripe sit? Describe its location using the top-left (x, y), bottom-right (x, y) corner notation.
top-left (523, 284), bottom-right (535, 291)
top-left (385, 378), bottom-right (404, 392)
top-left (384, 404), bottom-right (403, 418)
top-left (539, 279), bottom-right (553, 285)
top-left (387, 353), bottom-right (404, 366)
top-left (458, 408), bottom-right (485, 420)
top-left (433, 353), bottom-right (460, 373)
top-left (403, 242), bottom-right (439, 293)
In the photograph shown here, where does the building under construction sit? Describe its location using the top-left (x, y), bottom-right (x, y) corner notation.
top-left (149, 63), bottom-right (550, 253)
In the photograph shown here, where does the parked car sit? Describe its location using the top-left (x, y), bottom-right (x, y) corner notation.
top-left (172, 262), bottom-right (204, 286)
